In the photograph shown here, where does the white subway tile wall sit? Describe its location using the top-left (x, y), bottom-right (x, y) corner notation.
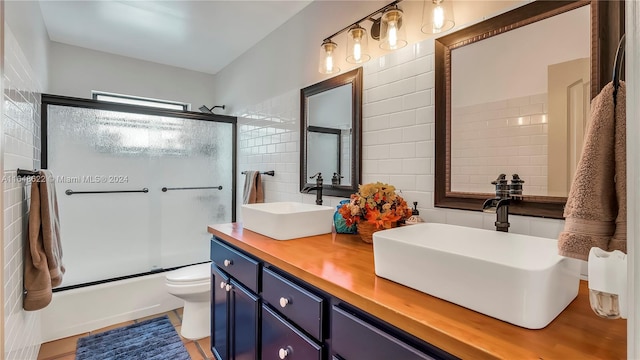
top-left (451, 94), bottom-right (548, 195)
top-left (233, 37), bottom-right (566, 245)
top-left (3, 28), bottom-right (42, 360)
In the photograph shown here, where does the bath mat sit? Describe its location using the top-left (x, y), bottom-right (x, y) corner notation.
top-left (75, 315), bottom-right (190, 360)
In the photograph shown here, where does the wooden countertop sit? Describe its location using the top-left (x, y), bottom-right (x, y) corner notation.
top-left (208, 223), bottom-right (626, 359)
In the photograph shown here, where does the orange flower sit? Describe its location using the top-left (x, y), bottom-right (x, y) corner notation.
top-left (339, 182), bottom-right (412, 230)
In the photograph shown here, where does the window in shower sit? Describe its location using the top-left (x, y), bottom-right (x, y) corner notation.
top-left (92, 91), bottom-right (189, 111)
top-left (42, 95), bottom-right (236, 289)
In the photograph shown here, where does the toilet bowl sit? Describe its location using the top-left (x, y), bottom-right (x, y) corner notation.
top-left (165, 262), bottom-right (211, 340)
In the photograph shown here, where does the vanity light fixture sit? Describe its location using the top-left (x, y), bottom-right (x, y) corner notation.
top-left (421, 0), bottom-right (455, 34)
top-left (346, 24), bottom-right (371, 64)
top-left (379, 5), bottom-right (407, 50)
top-left (319, 39), bottom-right (340, 74)
top-left (318, 0), bottom-right (406, 74)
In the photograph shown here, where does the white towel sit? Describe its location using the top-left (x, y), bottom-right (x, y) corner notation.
top-left (24, 170), bottom-right (65, 311)
top-left (242, 171), bottom-right (264, 204)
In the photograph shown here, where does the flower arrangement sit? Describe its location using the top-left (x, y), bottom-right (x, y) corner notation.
top-left (338, 182), bottom-right (412, 230)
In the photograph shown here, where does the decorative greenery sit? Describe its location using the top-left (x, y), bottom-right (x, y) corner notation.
top-left (338, 182), bottom-right (412, 230)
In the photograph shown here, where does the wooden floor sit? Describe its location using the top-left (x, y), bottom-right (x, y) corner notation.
top-left (37, 308), bottom-right (214, 360)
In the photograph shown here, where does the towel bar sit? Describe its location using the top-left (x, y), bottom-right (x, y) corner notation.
top-left (241, 170), bottom-right (275, 176)
top-left (161, 186), bottom-right (223, 192)
top-left (65, 188), bottom-right (149, 195)
top-left (16, 169), bottom-right (40, 178)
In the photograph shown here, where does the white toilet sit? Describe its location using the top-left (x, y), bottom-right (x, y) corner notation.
top-left (165, 262), bottom-right (212, 340)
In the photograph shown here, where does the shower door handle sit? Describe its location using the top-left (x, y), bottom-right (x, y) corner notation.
top-left (161, 186), bottom-right (223, 192)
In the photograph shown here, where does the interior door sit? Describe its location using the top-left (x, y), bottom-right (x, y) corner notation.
top-left (547, 58), bottom-right (591, 196)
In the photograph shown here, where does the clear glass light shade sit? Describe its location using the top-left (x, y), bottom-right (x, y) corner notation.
top-left (379, 6), bottom-right (407, 50)
top-left (422, 0), bottom-right (455, 34)
top-left (318, 40), bottom-right (340, 74)
top-left (346, 25), bottom-right (371, 64)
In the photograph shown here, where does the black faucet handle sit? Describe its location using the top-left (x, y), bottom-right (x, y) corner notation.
top-left (511, 174), bottom-right (524, 183)
top-left (491, 173), bottom-right (508, 185)
top-left (491, 173), bottom-right (509, 199)
top-left (310, 172), bottom-right (323, 186)
top-left (331, 173), bottom-right (343, 186)
top-left (510, 174), bottom-right (524, 198)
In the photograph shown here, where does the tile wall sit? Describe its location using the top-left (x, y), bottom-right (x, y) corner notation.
top-left (451, 94), bottom-right (548, 195)
top-left (3, 27), bottom-right (43, 360)
top-left (233, 36), bottom-right (566, 242)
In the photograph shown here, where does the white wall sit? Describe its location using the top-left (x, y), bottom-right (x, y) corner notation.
top-left (4, 0), bottom-right (49, 90)
top-left (2, 24), bottom-right (47, 360)
top-left (48, 41), bottom-right (216, 109)
top-left (212, 1), bottom-right (524, 112)
top-left (221, 0), bottom-right (566, 240)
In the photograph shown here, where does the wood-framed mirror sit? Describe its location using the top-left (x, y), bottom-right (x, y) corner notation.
top-left (434, 0), bottom-right (624, 219)
top-left (300, 67), bottom-right (363, 198)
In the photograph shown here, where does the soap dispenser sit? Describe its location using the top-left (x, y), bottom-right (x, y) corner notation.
top-left (405, 202), bottom-right (424, 225)
top-left (588, 247), bottom-right (627, 319)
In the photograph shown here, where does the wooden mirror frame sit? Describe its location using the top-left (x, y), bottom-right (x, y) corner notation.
top-left (434, 0), bottom-right (624, 219)
top-left (300, 67), bottom-right (363, 198)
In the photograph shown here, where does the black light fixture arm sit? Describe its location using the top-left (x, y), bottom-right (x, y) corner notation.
top-left (321, 0), bottom-right (403, 42)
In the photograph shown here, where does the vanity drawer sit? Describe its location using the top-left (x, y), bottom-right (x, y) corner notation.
top-left (262, 267), bottom-right (325, 340)
top-left (331, 306), bottom-right (437, 360)
top-left (262, 304), bottom-right (322, 360)
top-left (210, 238), bottom-right (260, 293)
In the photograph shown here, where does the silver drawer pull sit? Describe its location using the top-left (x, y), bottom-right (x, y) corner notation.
top-left (279, 297), bottom-right (290, 308)
top-left (225, 284), bottom-right (232, 292)
top-left (223, 259), bottom-right (233, 267)
top-left (219, 281), bottom-right (226, 289)
top-left (278, 347), bottom-right (291, 359)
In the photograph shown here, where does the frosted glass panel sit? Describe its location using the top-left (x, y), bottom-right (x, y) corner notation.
top-left (47, 105), bottom-right (233, 287)
top-left (155, 119), bottom-right (233, 269)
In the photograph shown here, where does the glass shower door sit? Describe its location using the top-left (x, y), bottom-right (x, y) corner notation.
top-left (46, 104), bottom-right (234, 288)
top-left (154, 119), bottom-right (234, 269)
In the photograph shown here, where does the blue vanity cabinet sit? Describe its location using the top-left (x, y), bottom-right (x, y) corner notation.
top-left (331, 306), bottom-right (446, 360)
top-left (261, 304), bottom-right (322, 360)
top-left (211, 265), bottom-right (230, 360)
top-left (229, 279), bottom-right (260, 360)
top-left (211, 236), bottom-right (455, 360)
top-left (261, 266), bottom-right (326, 360)
top-left (210, 237), bottom-right (260, 293)
top-left (262, 267), bottom-right (325, 340)
top-left (210, 238), bottom-right (261, 360)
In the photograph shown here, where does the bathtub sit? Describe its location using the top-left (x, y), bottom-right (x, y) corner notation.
top-left (40, 272), bottom-right (184, 342)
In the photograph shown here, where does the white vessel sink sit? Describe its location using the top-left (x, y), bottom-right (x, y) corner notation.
top-left (373, 223), bottom-right (580, 329)
top-left (242, 202), bottom-right (334, 240)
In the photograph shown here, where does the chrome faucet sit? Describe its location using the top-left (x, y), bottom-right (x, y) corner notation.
top-left (302, 172), bottom-right (323, 205)
top-left (482, 174), bottom-right (512, 232)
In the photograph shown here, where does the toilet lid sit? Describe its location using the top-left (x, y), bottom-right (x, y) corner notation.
top-left (165, 263), bottom-right (211, 283)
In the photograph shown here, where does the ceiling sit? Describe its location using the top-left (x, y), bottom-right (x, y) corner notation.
top-left (38, 0), bottom-right (313, 75)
